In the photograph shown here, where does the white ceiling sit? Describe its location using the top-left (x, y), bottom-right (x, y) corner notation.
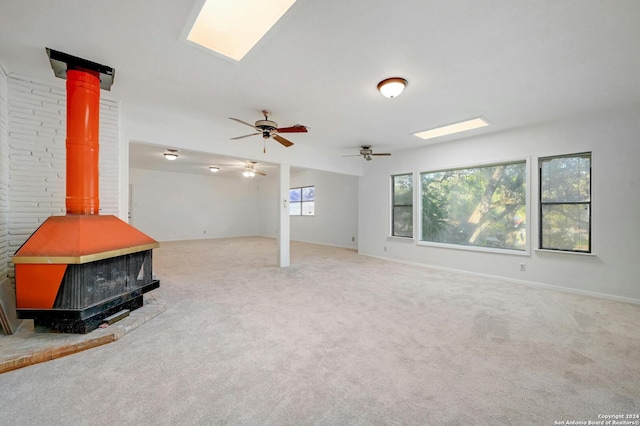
top-left (1, 0), bottom-right (639, 174)
top-left (129, 141), bottom-right (279, 177)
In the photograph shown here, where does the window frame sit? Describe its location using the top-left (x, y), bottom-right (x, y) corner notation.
top-left (417, 157), bottom-right (530, 255)
top-left (538, 152), bottom-right (592, 253)
top-left (390, 173), bottom-right (414, 238)
top-left (289, 185), bottom-right (315, 216)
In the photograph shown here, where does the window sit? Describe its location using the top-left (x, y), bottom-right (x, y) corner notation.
top-left (392, 174), bottom-right (413, 237)
top-left (420, 161), bottom-right (527, 251)
top-left (539, 153), bottom-right (591, 252)
top-left (289, 186), bottom-right (315, 216)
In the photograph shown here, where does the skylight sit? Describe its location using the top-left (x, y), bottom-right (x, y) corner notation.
top-left (414, 118), bottom-right (490, 140)
top-left (186, 0), bottom-right (297, 61)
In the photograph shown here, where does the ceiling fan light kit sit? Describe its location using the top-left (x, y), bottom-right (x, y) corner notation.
top-left (209, 166), bottom-right (219, 172)
top-left (377, 77), bottom-right (408, 98)
top-left (164, 149), bottom-right (179, 160)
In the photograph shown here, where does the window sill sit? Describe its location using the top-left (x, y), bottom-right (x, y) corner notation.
top-left (387, 236), bottom-right (414, 242)
top-left (416, 241), bottom-right (529, 256)
top-left (535, 249), bottom-right (596, 257)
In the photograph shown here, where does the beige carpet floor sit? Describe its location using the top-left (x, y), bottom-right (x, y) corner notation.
top-left (0, 236), bottom-right (639, 425)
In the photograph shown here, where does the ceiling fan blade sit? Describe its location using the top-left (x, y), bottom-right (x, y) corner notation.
top-left (276, 125), bottom-right (308, 133)
top-left (372, 153), bottom-right (392, 156)
top-left (229, 117), bottom-right (257, 129)
top-left (342, 154), bottom-right (363, 157)
top-left (255, 170), bottom-right (267, 176)
top-left (231, 132), bottom-right (261, 140)
top-left (273, 135), bottom-right (294, 147)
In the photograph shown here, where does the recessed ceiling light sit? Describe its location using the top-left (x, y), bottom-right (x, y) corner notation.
top-left (377, 77), bottom-right (408, 98)
top-left (414, 118), bottom-right (490, 140)
top-left (209, 166), bottom-right (220, 172)
top-left (187, 0), bottom-right (298, 61)
top-left (164, 149), bottom-right (179, 160)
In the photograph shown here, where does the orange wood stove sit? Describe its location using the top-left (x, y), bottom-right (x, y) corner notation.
top-left (12, 49), bottom-right (159, 333)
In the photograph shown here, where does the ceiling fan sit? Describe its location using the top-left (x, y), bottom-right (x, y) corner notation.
top-left (241, 161), bottom-right (266, 177)
top-left (344, 145), bottom-right (392, 161)
top-left (229, 110), bottom-right (308, 153)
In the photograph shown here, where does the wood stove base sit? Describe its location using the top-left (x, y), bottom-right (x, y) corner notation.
top-left (17, 280), bottom-right (160, 334)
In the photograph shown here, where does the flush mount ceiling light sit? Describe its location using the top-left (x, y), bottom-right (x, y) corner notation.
top-left (163, 149), bottom-right (179, 160)
top-left (377, 77), bottom-right (408, 98)
top-left (414, 117), bottom-right (490, 140)
top-left (187, 0), bottom-right (298, 61)
top-left (209, 166), bottom-right (220, 172)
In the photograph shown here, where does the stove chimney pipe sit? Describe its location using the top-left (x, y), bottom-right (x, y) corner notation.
top-left (45, 48), bottom-right (115, 215)
top-left (66, 69), bottom-right (100, 215)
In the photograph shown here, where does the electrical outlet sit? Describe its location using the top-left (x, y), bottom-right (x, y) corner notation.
top-left (520, 263), bottom-right (526, 272)
top-left (352, 236), bottom-right (355, 242)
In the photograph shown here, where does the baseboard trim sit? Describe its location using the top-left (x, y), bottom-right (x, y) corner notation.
top-left (290, 238), bottom-right (357, 250)
top-left (360, 253), bottom-right (640, 305)
top-left (159, 235), bottom-right (358, 251)
top-left (250, 235), bottom-right (357, 251)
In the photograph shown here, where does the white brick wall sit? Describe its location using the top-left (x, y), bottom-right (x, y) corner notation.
top-left (6, 75), bottom-right (120, 278)
top-left (0, 69), bottom-right (8, 279)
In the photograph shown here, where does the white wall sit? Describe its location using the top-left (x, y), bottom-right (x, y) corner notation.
top-left (255, 176), bottom-right (279, 238)
top-left (290, 169), bottom-right (358, 249)
top-left (133, 167), bottom-right (359, 249)
top-left (257, 169), bottom-right (359, 249)
top-left (130, 168), bottom-right (262, 241)
top-left (358, 104), bottom-right (640, 302)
